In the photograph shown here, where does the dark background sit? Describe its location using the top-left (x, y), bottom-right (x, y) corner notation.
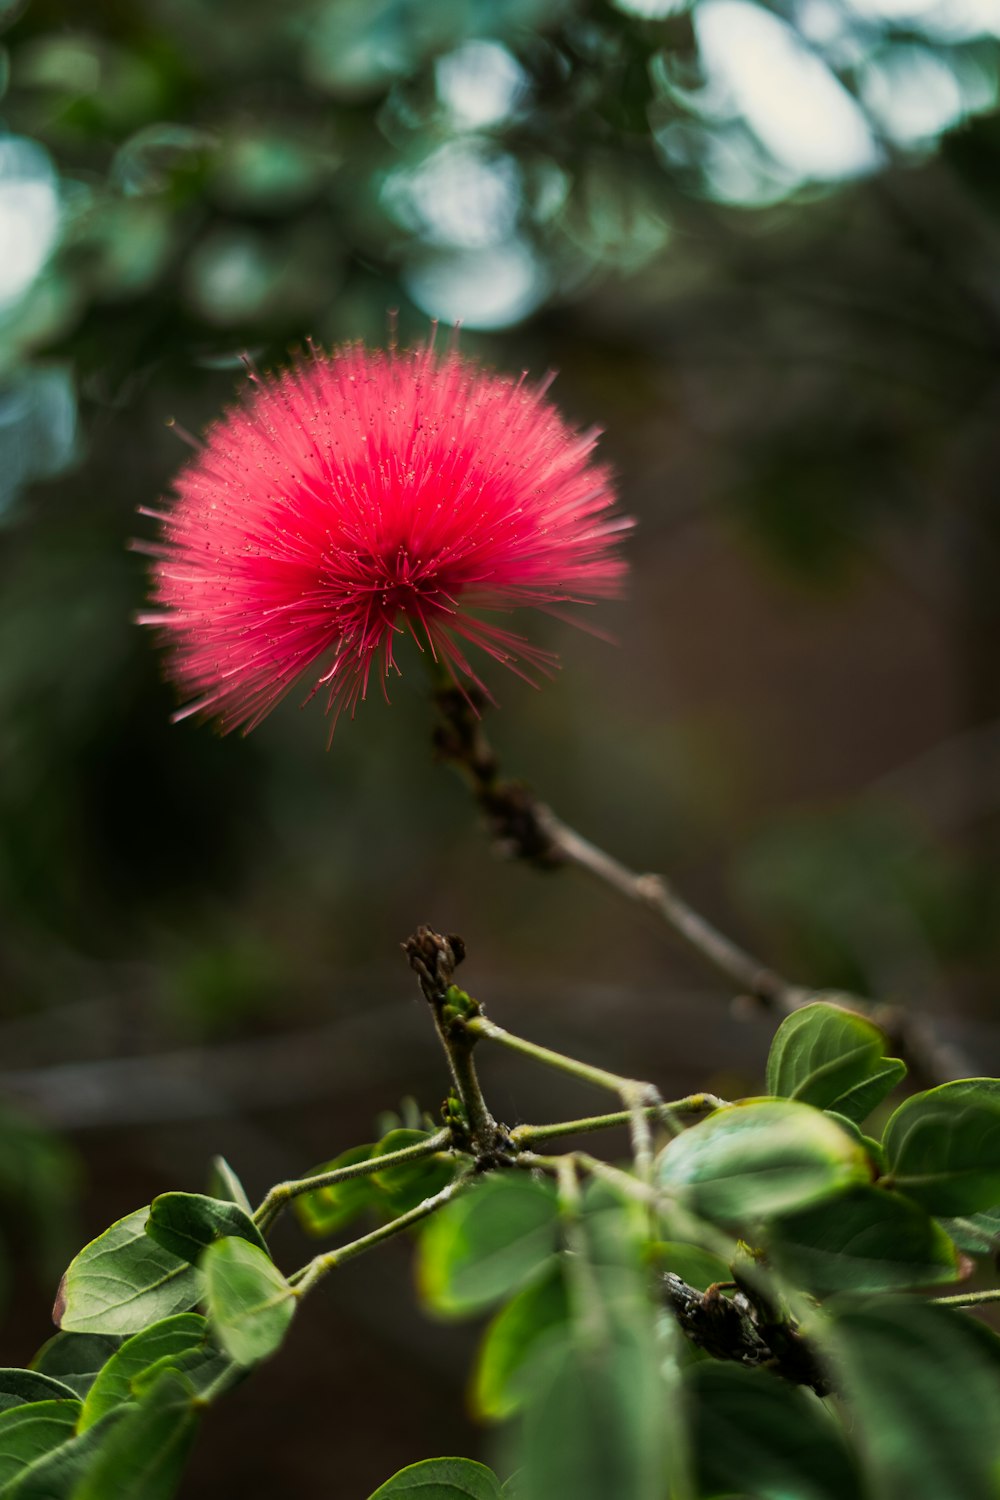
top-left (1, 0), bottom-right (999, 1492)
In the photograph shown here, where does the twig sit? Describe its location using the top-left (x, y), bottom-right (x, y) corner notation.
top-left (254, 1128), bottom-right (453, 1233)
top-left (402, 926), bottom-right (514, 1166)
top-left (929, 1289), bottom-right (1000, 1309)
top-left (662, 1273), bottom-right (831, 1396)
top-left (555, 1156), bottom-right (608, 1347)
top-left (464, 1014), bottom-right (648, 1098)
top-left (433, 688), bottom-right (973, 1085)
top-left (515, 1148), bottom-right (657, 1206)
top-left (291, 1179), bottom-right (465, 1296)
top-left (510, 1094), bottom-right (725, 1147)
top-left (538, 813), bottom-right (797, 1009)
top-left (433, 685), bottom-right (806, 1006)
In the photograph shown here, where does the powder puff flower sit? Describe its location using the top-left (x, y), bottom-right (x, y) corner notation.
top-left (139, 341), bottom-right (630, 737)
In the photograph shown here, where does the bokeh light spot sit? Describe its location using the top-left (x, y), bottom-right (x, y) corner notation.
top-left (0, 136), bottom-right (60, 311)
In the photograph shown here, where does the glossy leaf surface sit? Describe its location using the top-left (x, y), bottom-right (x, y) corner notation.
top-left (473, 1267), bottom-right (569, 1420)
top-left (686, 1361), bottom-right (861, 1500)
top-left (55, 1209), bottom-right (198, 1337)
top-left (767, 1001), bottom-right (905, 1121)
top-left (368, 1457), bottom-right (504, 1499)
top-left (79, 1313), bottom-right (209, 1431)
top-left (201, 1236), bottom-right (295, 1367)
top-left (767, 1184), bottom-right (960, 1293)
top-left (418, 1177), bottom-right (559, 1316)
top-left (509, 1326), bottom-right (669, 1500)
top-left (146, 1193), bottom-right (267, 1264)
top-left (883, 1080), bottom-right (1000, 1213)
top-left (0, 1402), bottom-right (80, 1491)
top-left (71, 1370), bottom-right (199, 1500)
top-left (658, 1099), bottom-right (868, 1225)
top-left (28, 1335), bottom-right (121, 1400)
top-left (823, 1296), bottom-right (1000, 1500)
top-left (0, 1373), bottom-right (77, 1416)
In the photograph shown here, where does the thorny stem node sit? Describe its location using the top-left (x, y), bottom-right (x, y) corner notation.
top-left (403, 925), bottom-right (514, 1167)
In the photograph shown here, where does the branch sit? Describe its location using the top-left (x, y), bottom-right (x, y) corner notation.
top-left (510, 1094), bottom-right (726, 1146)
top-left (662, 1273), bottom-right (831, 1397)
top-left (291, 1178), bottom-right (466, 1296)
top-left (255, 1127), bottom-right (453, 1233)
top-left (462, 1012), bottom-right (662, 1172)
top-left (464, 1014), bottom-right (650, 1099)
top-left (433, 688), bottom-right (972, 1085)
top-left (537, 813), bottom-right (795, 1009)
top-left (515, 1147), bottom-right (658, 1205)
top-left (929, 1289), bottom-right (1000, 1309)
top-left (402, 926), bottom-right (514, 1166)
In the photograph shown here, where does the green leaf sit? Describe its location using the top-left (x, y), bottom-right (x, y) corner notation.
top-left (655, 1242), bottom-right (732, 1292)
top-left (957, 1309), bottom-right (1000, 1374)
top-left (371, 1130), bottom-right (455, 1215)
top-left (831, 1059), bottom-right (907, 1125)
top-left (28, 1336), bottom-right (120, 1401)
top-left (201, 1237), bottom-right (295, 1367)
top-left (128, 1345), bottom-right (229, 1404)
top-left (292, 1144), bottom-right (379, 1237)
top-left (507, 1326), bottom-right (670, 1500)
top-left (0, 1374), bottom-right (78, 1415)
top-left (579, 1181), bottom-right (649, 1278)
top-left (473, 1268), bottom-right (569, 1421)
top-left (54, 1210), bottom-right (199, 1336)
top-left (767, 1185), bottom-right (959, 1293)
top-left (657, 1100), bottom-right (869, 1226)
top-left (686, 1362), bottom-right (861, 1500)
top-left (146, 1193), bottom-right (267, 1264)
top-left (766, 1002), bottom-right (905, 1121)
top-left (206, 1158), bottom-right (252, 1216)
top-left (0, 1402), bottom-right (81, 1491)
top-left (417, 1177), bottom-right (559, 1317)
top-left (823, 1296), bottom-right (1000, 1500)
top-left (883, 1080), bottom-right (1000, 1213)
top-left (824, 1112), bottom-right (886, 1173)
top-left (70, 1370), bottom-right (199, 1500)
top-left (293, 1132), bottom-right (455, 1236)
top-left (79, 1314), bottom-right (209, 1432)
top-left (0, 1411), bottom-right (125, 1499)
top-left (939, 1205), bottom-right (1000, 1256)
top-left (367, 1457), bottom-right (504, 1499)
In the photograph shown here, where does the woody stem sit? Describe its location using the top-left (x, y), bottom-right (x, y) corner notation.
top-left (431, 686), bottom-right (968, 1084)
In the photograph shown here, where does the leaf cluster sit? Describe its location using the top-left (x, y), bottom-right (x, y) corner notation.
top-left (3, 1004), bottom-right (1000, 1498)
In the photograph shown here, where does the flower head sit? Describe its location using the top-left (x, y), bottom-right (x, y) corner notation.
top-left (140, 341), bottom-right (629, 736)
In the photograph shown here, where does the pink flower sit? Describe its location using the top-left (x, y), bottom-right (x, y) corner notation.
top-left (140, 341), bottom-right (629, 736)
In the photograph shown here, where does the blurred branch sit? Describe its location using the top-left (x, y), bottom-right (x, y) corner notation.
top-left (433, 687), bottom-right (978, 1085)
top-left (662, 1274), bottom-right (830, 1396)
top-left (0, 1000), bottom-right (426, 1128)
